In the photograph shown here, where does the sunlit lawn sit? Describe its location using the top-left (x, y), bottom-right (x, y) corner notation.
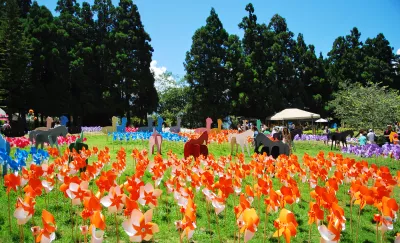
top-left (0, 134), bottom-right (399, 242)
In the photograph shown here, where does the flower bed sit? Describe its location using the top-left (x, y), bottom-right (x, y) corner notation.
top-left (4, 135), bottom-right (87, 149)
top-left (81, 126), bottom-right (102, 133)
top-left (341, 143), bottom-right (400, 160)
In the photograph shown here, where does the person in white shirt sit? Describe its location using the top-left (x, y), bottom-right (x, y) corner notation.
top-left (367, 129), bottom-right (376, 144)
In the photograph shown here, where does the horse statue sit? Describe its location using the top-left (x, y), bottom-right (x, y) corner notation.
top-left (32, 126), bottom-right (68, 151)
top-left (228, 130), bottom-right (254, 156)
top-left (137, 117), bottom-right (154, 132)
top-left (329, 130), bottom-right (355, 150)
top-left (156, 116), bottom-right (164, 133)
top-left (222, 116), bottom-right (232, 130)
top-left (256, 119), bottom-right (261, 131)
top-left (69, 131), bottom-right (89, 172)
top-left (102, 116), bottom-right (119, 134)
top-left (60, 115), bottom-right (69, 126)
top-left (149, 128), bottom-right (163, 155)
top-left (116, 117), bottom-right (127, 133)
top-left (211, 119), bottom-right (222, 134)
top-left (170, 117), bottom-right (181, 133)
top-left (0, 134), bottom-right (10, 177)
top-left (184, 131), bottom-right (208, 159)
top-left (254, 133), bottom-right (289, 159)
top-left (194, 117), bottom-right (213, 134)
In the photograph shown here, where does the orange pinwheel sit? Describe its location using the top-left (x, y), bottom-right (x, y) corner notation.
top-left (138, 183), bottom-right (162, 208)
top-left (4, 173), bottom-right (20, 194)
top-left (237, 208), bottom-right (259, 242)
top-left (33, 209), bottom-right (57, 243)
top-left (14, 195), bottom-right (36, 225)
top-left (122, 209), bottom-right (159, 242)
top-left (100, 185), bottom-right (126, 213)
top-left (308, 202), bottom-right (324, 225)
top-left (273, 208), bottom-right (298, 243)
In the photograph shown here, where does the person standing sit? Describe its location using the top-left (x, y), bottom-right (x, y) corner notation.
top-left (282, 127), bottom-right (292, 154)
top-left (323, 126), bottom-right (330, 145)
top-left (367, 129), bottom-right (376, 144)
top-left (359, 132), bottom-right (367, 146)
top-left (384, 125), bottom-right (393, 144)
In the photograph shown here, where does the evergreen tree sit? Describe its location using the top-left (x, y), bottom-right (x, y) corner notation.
top-left (237, 3), bottom-right (275, 118)
top-left (268, 14), bottom-right (299, 111)
top-left (17, 0), bottom-right (31, 17)
top-left (327, 27), bottom-right (364, 88)
top-left (184, 8), bottom-right (232, 125)
top-left (92, 0), bottom-right (116, 118)
top-left (26, 1), bottom-right (59, 116)
top-left (113, 0), bottom-right (157, 123)
top-left (0, 0), bottom-right (32, 118)
top-left (362, 33), bottom-right (395, 86)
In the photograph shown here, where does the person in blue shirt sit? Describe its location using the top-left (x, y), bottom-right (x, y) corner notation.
top-left (359, 132), bottom-right (367, 146)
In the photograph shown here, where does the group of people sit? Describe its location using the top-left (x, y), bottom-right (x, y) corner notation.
top-left (237, 122), bottom-right (293, 154)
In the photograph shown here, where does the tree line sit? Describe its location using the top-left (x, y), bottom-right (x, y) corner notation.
top-left (0, 1), bottom-right (399, 128)
top-left (0, 0), bottom-right (157, 126)
top-left (160, 4), bottom-right (400, 127)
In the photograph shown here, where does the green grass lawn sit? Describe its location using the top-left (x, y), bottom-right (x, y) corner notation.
top-left (0, 134), bottom-right (399, 243)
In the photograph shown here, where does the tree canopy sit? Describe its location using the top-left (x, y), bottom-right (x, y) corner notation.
top-left (0, 0), bottom-right (157, 126)
top-left (0, 1), bottom-right (399, 128)
top-left (329, 82), bottom-right (400, 129)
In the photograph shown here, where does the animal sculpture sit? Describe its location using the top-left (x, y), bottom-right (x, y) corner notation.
top-left (149, 128), bottom-right (163, 155)
top-left (194, 117), bottom-right (213, 134)
top-left (222, 116), bottom-right (232, 130)
top-left (69, 131), bottom-right (89, 172)
top-left (170, 117), bottom-right (181, 133)
top-left (0, 135), bottom-right (10, 177)
top-left (211, 119), bottom-right (222, 134)
top-left (60, 116), bottom-right (69, 126)
top-left (254, 133), bottom-right (289, 159)
top-left (137, 117), bottom-right (154, 132)
top-left (46, 116), bottom-right (53, 129)
top-left (117, 117), bottom-right (127, 133)
top-left (329, 130), bottom-right (355, 150)
top-left (32, 126), bottom-right (68, 150)
top-left (156, 117), bottom-right (164, 133)
top-left (184, 131), bottom-right (209, 159)
top-left (242, 120), bottom-right (248, 131)
top-left (102, 116), bottom-right (119, 134)
top-left (228, 130), bottom-right (254, 156)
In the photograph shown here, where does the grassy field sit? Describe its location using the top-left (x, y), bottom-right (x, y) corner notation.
top-left (0, 134), bottom-right (399, 243)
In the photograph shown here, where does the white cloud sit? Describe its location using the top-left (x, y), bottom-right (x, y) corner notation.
top-left (397, 48), bottom-right (400, 55)
top-left (150, 60), bottom-right (176, 92)
top-left (150, 60), bottom-right (168, 79)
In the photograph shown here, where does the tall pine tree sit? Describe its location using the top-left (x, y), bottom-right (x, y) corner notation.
top-left (113, 0), bottom-right (157, 123)
top-left (237, 3), bottom-right (275, 118)
top-left (0, 0), bottom-right (32, 118)
top-left (184, 8), bottom-right (233, 125)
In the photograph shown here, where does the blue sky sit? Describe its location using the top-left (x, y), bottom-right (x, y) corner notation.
top-left (37, 0), bottom-right (400, 78)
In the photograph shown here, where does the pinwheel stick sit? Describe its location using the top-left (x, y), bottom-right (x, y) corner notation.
top-left (8, 193), bottom-right (11, 233)
top-left (308, 222), bottom-right (311, 243)
top-left (263, 211), bottom-right (268, 243)
top-left (114, 212), bottom-right (119, 243)
top-left (350, 197), bottom-right (353, 237)
top-left (205, 202), bottom-right (212, 242)
top-left (215, 213), bottom-right (222, 243)
top-left (356, 206), bottom-right (361, 242)
top-left (376, 220), bottom-right (378, 243)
